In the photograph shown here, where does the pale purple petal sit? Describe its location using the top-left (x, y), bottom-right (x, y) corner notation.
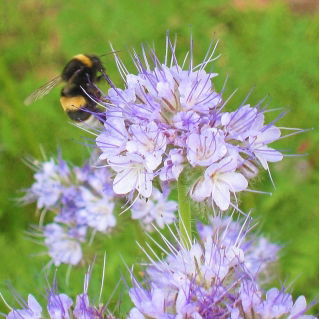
top-left (212, 182), bottom-right (230, 211)
top-left (218, 172), bottom-right (248, 192)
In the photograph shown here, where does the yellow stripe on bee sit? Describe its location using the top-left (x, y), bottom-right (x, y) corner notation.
top-left (73, 54), bottom-right (93, 67)
top-left (60, 96), bottom-right (87, 111)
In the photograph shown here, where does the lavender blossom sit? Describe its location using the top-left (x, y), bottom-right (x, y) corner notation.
top-left (131, 188), bottom-right (177, 230)
top-left (25, 159), bottom-right (69, 210)
top-left (190, 155), bottom-right (248, 210)
top-left (95, 35), bottom-right (291, 211)
top-left (47, 291), bottom-right (73, 319)
top-left (7, 295), bottom-right (42, 319)
top-left (44, 223), bottom-right (84, 266)
top-left (128, 216), bottom-right (315, 319)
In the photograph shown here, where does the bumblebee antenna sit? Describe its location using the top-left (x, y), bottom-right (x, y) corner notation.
top-left (99, 50), bottom-right (122, 58)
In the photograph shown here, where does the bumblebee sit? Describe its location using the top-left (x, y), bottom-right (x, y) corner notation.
top-left (24, 54), bottom-right (106, 122)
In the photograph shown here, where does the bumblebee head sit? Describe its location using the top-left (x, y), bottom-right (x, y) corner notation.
top-left (87, 55), bottom-right (105, 72)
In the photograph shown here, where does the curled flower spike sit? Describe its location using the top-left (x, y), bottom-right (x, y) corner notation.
top-left (95, 34), bottom-right (294, 211)
top-left (128, 215), bottom-right (315, 319)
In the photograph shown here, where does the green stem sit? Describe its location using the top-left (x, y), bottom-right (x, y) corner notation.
top-left (177, 172), bottom-right (192, 249)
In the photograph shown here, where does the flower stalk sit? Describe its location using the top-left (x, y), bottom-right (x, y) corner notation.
top-left (177, 171), bottom-right (192, 249)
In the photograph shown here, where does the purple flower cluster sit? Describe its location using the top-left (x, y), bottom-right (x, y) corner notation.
top-left (5, 267), bottom-right (116, 319)
top-left (3, 217), bottom-right (315, 319)
top-left (128, 216), bottom-right (315, 319)
top-left (24, 157), bottom-right (116, 266)
top-left (95, 36), bottom-right (285, 211)
top-left (24, 156), bottom-right (178, 265)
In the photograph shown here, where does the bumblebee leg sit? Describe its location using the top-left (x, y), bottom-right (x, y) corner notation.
top-left (99, 70), bottom-right (114, 86)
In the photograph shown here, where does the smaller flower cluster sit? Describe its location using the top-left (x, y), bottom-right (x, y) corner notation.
top-left (24, 156), bottom-right (177, 266)
top-left (96, 36), bottom-right (286, 211)
top-left (24, 157), bottom-right (116, 266)
top-left (5, 266), bottom-right (116, 319)
top-left (128, 216), bottom-right (314, 319)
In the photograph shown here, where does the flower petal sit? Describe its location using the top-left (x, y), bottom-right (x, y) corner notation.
top-left (219, 172), bottom-right (248, 192)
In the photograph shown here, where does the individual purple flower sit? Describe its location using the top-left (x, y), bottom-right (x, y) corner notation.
top-left (159, 148), bottom-right (184, 181)
top-left (128, 287), bottom-right (170, 319)
top-left (109, 154), bottom-right (154, 198)
top-left (26, 159), bottom-right (69, 210)
top-left (256, 288), bottom-right (295, 318)
top-left (47, 291), bottom-right (73, 319)
top-left (126, 122), bottom-right (167, 170)
top-left (221, 104), bottom-right (264, 141)
top-left (73, 293), bottom-right (96, 319)
top-left (186, 127), bottom-right (227, 167)
top-left (77, 187), bottom-right (116, 232)
top-left (96, 115), bottom-right (128, 159)
top-left (240, 284), bottom-right (315, 319)
top-left (7, 295), bottom-right (42, 319)
top-left (131, 188), bottom-right (177, 230)
top-left (191, 155), bottom-right (248, 210)
top-left (248, 125), bottom-right (284, 170)
top-left (44, 223), bottom-right (83, 266)
top-left (93, 35), bottom-right (289, 211)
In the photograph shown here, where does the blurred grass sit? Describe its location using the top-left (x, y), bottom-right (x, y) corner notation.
top-left (0, 0), bottom-right (318, 315)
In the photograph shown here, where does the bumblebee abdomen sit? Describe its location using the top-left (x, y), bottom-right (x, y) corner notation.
top-left (60, 95), bottom-right (87, 112)
top-left (60, 95), bottom-right (94, 122)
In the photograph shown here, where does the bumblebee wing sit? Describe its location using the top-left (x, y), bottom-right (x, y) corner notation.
top-left (24, 75), bottom-right (62, 105)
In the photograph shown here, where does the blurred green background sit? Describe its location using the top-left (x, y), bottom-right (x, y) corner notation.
top-left (0, 0), bottom-right (318, 315)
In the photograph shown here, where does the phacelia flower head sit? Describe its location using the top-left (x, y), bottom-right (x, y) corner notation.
top-left (24, 155), bottom-right (178, 266)
top-left (128, 215), bottom-right (315, 319)
top-left (24, 157), bottom-right (116, 231)
top-left (23, 156), bottom-right (117, 266)
top-left (95, 35), bottom-right (292, 211)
